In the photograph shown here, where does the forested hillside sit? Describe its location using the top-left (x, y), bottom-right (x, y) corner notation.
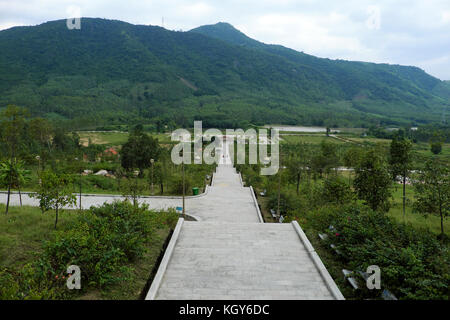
top-left (0, 18), bottom-right (448, 129)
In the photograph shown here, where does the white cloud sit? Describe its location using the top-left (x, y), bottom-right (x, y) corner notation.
top-left (177, 2), bottom-right (214, 17)
top-left (442, 11), bottom-right (450, 23)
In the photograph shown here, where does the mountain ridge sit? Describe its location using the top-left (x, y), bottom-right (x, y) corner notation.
top-left (0, 18), bottom-right (448, 129)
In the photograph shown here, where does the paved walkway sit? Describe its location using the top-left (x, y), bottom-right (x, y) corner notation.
top-left (147, 139), bottom-right (344, 300)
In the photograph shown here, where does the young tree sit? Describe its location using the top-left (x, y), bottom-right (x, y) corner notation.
top-left (121, 172), bottom-right (145, 207)
top-left (11, 160), bottom-right (30, 207)
top-left (311, 141), bottom-right (339, 178)
top-left (285, 143), bottom-right (311, 194)
top-left (0, 159), bottom-right (30, 213)
top-left (32, 170), bottom-right (76, 229)
top-left (321, 175), bottom-right (355, 205)
top-left (429, 131), bottom-right (444, 155)
top-left (154, 160), bottom-right (170, 195)
top-left (115, 166), bottom-right (126, 190)
top-left (389, 136), bottom-right (413, 218)
top-left (430, 142), bottom-right (442, 155)
top-left (413, 160), bottom-right (449, 236)
top-left (343, 146), bottom-right (363, 184)
top-left (354, 148), bottom-right (393, 212)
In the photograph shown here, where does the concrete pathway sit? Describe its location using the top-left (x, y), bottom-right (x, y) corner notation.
top-left (147, 139), bottom-right (344, 300)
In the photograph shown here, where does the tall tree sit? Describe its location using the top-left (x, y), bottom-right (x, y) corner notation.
top-left (389, 136), bottom-right (413, 218)
top-left (354, 148), bottom-right (393, 212)
top-left (285, 143), bottom-right (311, 194)
top-left (413, 160), bottom-right (449, 236)
top-left (311, 141), bottom-right (339, 178)
top-left (120, 125), bottom-right (160, 175)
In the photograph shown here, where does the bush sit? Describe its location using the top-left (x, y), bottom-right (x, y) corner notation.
top-left (170, 175), bottom-right (192, 195)
top-left (308, 203), bottom-right (449, 300)
top-left (2, 201), bottom-right (178, 299)
top-left (40, 201), bottom-right (155, 287)
top-left (86, 175), bottom-right (117, 190)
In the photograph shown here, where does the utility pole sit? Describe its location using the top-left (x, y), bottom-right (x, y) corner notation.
top-left (150, 158), bottom-right (154, 195)
top-left (276, 150), bottom-right (283, 220)
top-left (75, 157), bottom-right (82, 211)
top-left (276, 165), bottom-right (281, 219)
top-left (182, 161), bottom-right (185, 219)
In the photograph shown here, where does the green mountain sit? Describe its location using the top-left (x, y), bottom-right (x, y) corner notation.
top-left (0, 18), bottom-right (448, 129)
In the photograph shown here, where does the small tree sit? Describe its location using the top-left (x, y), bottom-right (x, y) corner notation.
top-left (413, 160), bottom-right (449, 236)
top-left (32, 170), bottom-right (76, 229)
top-left (321, 175), bottom-right (355, 205)
top-left (389, 136), bottom-right (412, 218)
top-left (121, 172), bottom-right (145, 207)
top-left (430, 142), bottom-right (442, 155)
top-left (354, 148), bottom-right (393, 212)
top-left (115, 166), bottom-right (126, 190)
top-left (311, 141), bottom-right (339, 178)
top-left (343, 146), bottom-right (363, 184)
top-left (0, 159), bottom-right (30, 214)
top-left (429, 132), bottom-right (444, 155)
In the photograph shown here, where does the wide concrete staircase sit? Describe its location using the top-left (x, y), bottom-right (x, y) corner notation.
top-left (146, 140), bottom-right (344, 300)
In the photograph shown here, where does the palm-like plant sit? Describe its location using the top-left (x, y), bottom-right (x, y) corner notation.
top-left (0, 159), bottom-right (30, 214)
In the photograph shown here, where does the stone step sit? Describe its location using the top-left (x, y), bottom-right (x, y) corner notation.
top-left (154, 221), bottom-right (338, 300)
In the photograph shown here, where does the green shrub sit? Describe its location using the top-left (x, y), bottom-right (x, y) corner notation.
top-left (308, 203), bottom-right (449, 300)
top-left (170, 175), bottom-right (192, 195)
top-left (2, 201), bottom-right (178, 299)
top-left (40, 201), bottom-right (155, 287)
top-left (0, 264), bottom-right (59, 300)
top-left (86, 175), bottom-right (116, 190)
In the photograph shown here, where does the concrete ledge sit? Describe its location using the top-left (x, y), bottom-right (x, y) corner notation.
top-left (291, 221), bottom-right (345, 300)
top-left (145, 218), bottom-right (184, 300)
top-left (249, 186), bottom-right (264, 223)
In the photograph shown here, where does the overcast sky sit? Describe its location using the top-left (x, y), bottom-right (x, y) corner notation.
top-left (1, 0), bottom-right (449, 80)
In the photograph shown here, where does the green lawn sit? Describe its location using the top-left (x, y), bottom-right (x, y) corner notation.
top-left (77, 131), bottom-right (129, 146)
top-left (388, 184), bottom-right (449, 235)
top-left (0, 205), bottom-right (79, 269)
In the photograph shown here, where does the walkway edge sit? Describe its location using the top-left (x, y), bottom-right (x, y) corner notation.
top-left (249, 186), bottom-right (264, 223)
top-left (291, 221), bottom-right (345, 300)
top-left (0, 184), bottom-right (212, 200)
top-left (145, 218), bottom-right (184, 300)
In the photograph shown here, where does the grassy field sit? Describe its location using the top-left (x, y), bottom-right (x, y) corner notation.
top-left (77, 131), bottom-right (129, 146)
top-left (0, 205), bottom-right (79, 269)
top-left (77, 131), bottom-right (173, 147)
top-left (388, 184), bottom-right (449, 235)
